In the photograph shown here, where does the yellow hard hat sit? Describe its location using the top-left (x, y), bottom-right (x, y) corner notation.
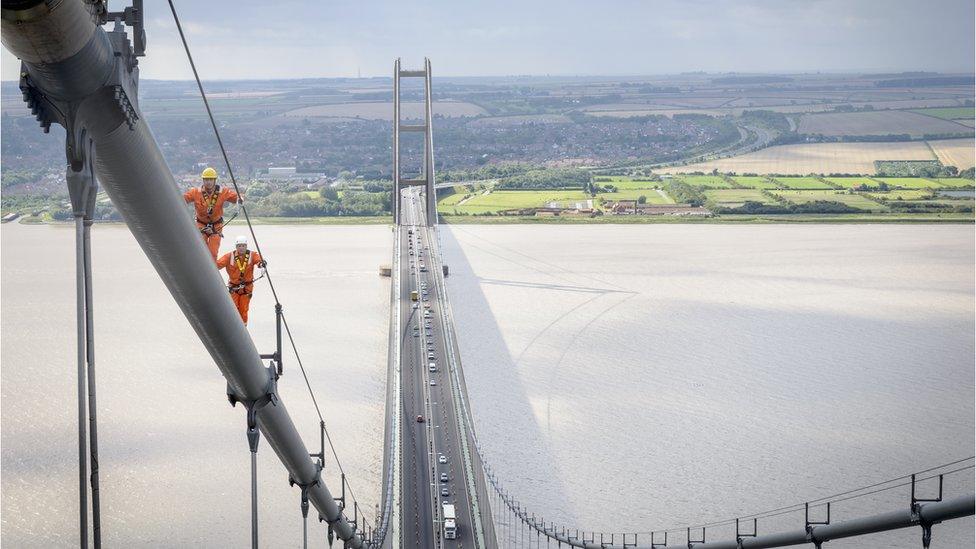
top-left (201, 167), bottom-right (218, 180)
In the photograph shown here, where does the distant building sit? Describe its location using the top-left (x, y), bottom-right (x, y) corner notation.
top-left (268, 166), bottom-right (297, 176)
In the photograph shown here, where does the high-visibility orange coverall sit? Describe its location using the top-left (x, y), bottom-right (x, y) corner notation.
top-left (217, 249), bottom-right (263, 325)
top-left (184, 185), bottom-right (240, 261)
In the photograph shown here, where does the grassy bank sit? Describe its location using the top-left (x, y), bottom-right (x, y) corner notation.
top-left (438, 213), bottom-right (975, 224)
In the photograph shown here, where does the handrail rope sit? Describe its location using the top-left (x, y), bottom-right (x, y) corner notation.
top-left (166, 0), bottom-right (374, 533)
top-left (485, 455), bottom-right (974, 539)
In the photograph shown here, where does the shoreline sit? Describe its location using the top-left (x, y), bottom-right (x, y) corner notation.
top-left (7, 212), bottom-right (974, 226)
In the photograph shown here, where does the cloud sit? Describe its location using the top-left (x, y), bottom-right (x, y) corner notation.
top-left (2, 0), bottom-right (973, 80)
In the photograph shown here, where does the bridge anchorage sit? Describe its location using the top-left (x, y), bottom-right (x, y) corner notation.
top-left (393, 58), bottom-right (438, 226)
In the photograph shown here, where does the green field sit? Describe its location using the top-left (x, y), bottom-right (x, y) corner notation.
top-left (866, 190), bottom-right (933, 201)
top-left (674, 175), bottom-right (733, 188)
top-left (771, 190), bottom-right (885, 210)
top-left (910, 107), bottom-right (975, 121)
top-left (732, 176), bottom-right (778, 189)
top-left (875, 178), bottom-right (945, 189)
top-left (826, 177), bottom-right (878, 189)
top-left (772, 177), bottom-right (834, 190)
top-left (596, 189), bottom-right (674, 203)
top-left (437, 186), bottom-right (475, 208)
top-left (597, 177), bottom-right (660, 190)
top-left (705, 189), bottom-right (775, 206)
top-left (441, 190), bottom-right (590, 214)
top-left (934, 178), bottom-right (976, 189)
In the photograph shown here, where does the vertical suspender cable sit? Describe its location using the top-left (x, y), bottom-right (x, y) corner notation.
top-left (250, 449), bottom-right (258, 548)
top-left (74, 215), bottom-right (89, 549)
top-left (84, 217), bottom-right (102, 548)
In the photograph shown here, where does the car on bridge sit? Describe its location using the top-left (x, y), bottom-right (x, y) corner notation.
top-left (440, 487), bottom-right (449, 497)
top-left (428, 362), bottom-right (437, 372)
top-left (440, 473), bottom-right (449, 482)
top-left (438, 454), bottom-right (447, 464)
top-left (416, 415), bottom-right (424, 423)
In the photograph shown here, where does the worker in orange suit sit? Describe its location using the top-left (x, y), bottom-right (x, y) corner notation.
top-left (217, 236), bottom-right (266, 325)
top-left (184, 167), bottom-right (242, 261)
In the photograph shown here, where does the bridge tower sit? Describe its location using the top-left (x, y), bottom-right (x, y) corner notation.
top-left (393, 58), bottom-right (437, 225)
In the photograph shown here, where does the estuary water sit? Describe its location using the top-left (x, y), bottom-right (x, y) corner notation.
top-left (2, 222), bottom-right (973, 547)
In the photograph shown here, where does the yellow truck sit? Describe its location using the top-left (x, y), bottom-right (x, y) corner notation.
top-left (410, 290), bottom-right (419, 302)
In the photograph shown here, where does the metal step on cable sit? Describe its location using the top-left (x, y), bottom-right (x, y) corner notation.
top-left (399, 69), bottom-right (426, 77)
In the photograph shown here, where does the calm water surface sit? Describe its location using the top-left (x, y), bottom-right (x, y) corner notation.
top-left (2, 222), bottom-right (973, 547)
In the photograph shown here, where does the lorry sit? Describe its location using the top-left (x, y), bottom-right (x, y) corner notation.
top-left (442, 503), bottom-right (457, 540)
top-left (410, 290), bottom-right (419, 302)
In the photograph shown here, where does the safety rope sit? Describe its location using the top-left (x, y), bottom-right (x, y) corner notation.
top-left (166, 0), bottom-right (375, 542)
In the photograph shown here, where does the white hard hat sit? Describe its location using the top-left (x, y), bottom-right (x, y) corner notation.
top-left (235, 235), bottom-right (248, 246)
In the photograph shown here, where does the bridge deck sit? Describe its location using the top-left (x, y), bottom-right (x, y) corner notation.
top-left (385, 189), bottom-right (496, 548)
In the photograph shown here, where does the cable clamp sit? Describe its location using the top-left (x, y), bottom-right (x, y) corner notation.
top-left (227, 364), bottom-right (278, 453)
top-left (289, 464), bottom-right (321, 520)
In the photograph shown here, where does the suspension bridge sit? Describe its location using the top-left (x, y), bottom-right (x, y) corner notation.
top-left (1, 1), bottom-right (973, 548)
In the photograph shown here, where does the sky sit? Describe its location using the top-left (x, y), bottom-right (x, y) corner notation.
top-left (2, 0), bottom-right (974, 80)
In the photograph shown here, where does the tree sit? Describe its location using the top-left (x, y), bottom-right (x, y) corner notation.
top-left (320, 187), bottom-right (339, 201)
top-left (637, 195), bottom-right (647, 204)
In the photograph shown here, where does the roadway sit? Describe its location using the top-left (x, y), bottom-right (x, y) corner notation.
top-left (394, 188), bottom-right (494, 548)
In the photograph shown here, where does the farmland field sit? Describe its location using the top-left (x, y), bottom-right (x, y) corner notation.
top-left (282, 100), bottom-right (487, 120)
top-left (437, 187), bottom-right (475, 208)
top-left (934, 178), bottom-right (976, 188)
top-left (867, 190), bottom-right (934, 201)
top-left (660, 141), bottom-right (945, 175)
top-left (771, 177), bottom-right (834, 189)
top-left (674, 175), bottom-right (732, 188)
top-left (929, 138), bottom-right (976, 169)
top-left (826, 177), bottom-right (879, 189)
top-left (732, 176), bottom-right (777, 189)
top-left (440, 190), bottom-right (589, 214)
top-left (596, 177), bottom-right (661, 190)
top-left (911, 107), bottom-right (975, 121)
top-left (771, 190), bottom-right (885, 211)
top-left (596, 190), bottom-right (674, 203)
top-left (704, 189), bottom-right (775, 206)
top-left (797, 110), bottom-right (972, 137)
top-left (875, 178), bottom-right (944, 189)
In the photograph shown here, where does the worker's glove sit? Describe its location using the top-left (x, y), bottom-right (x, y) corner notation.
top-left (258, 260), bottom-right (267, 268)
top-left (202, 226), bottom-right (214, 235)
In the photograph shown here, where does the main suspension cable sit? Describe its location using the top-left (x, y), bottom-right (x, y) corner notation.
top-left (167, 0), bottom-right (374, 537)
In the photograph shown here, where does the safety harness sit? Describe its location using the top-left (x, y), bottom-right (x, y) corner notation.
top-left (197, 185), bottom-right (224, 236)
top-left (228, 251), bottom-right (266, 295)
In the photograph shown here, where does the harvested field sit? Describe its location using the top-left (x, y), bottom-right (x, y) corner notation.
top-left (928, 138), bottom-right (976, 169)
top-left (771, 190), bottom-right (885, 211)
top-left (282, 101), bottom-right (487, 120)
top-left (772, 177), bottom-right (834, 189)
top-left (660, 141), bottom-right (940, 175)
top-left (797, 110), bottom-right (972, 137)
